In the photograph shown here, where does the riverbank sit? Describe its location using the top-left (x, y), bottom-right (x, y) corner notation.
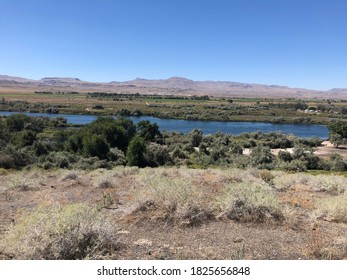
top-left (0, 111), bottom-right (329, 138)
top-left (1, 91), bottom-right (346, 126)
top-left (242, 141), bottom-right (347, 160)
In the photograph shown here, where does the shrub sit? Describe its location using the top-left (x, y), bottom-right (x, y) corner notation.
top-left (126, 136), bottom-right (147, 167)
top-left (137, 120), bottom-right (162, 142)
top-left (12, 130), bottom-right (36, 147)
top-left (41, 152), bottom-right (79, 169)
top-left (73, 157), bottom-right (100, 170)
top-left (108, 147), bottom-right (126, 165)
top-left (0, 153), bottom-right (15, 169)
top-left (92, 160), bottom-right (114, 170)
top-left (189, 129), bottom-right (203, 147)
top-left (132, 175), bottom-right (212, 226)
top-left (95, 176), bottom-right (116, 189)
top-left (62, 172), bottom-right (79, 181)
top-left (309, 175), bottom-right (347, 194)
top-left (329, 154), bottom-right (346, 171)
top-left (172, 146), bottom-right (187, 159)
top-left (0, 145), bottom-right (33, 169)
top-left (82, 134), bottom-right (110, 159)
top-left (278, 159), bottom-right (307, 172)
top-left (317, 192), bottom-right (347, 223)
top-left (216, 182), bottom-right (283, 223)
top-left (278, 150), bottom-right (293, 162)
top-left (229, 142), bottom-right (243, 155)
top-left (0, 203), bottom-right (120, 259)
top-left (144, 143), bottom-right (172, 167)
top-left (33, 139), bottom-right (58, 156)
top-left (259, 170), bottom-right (274, 184)
top-left (6, 114), bottom-right (32, 132)
top-left (272, 172), bottom-right (309, 191)
top-left (328, 122), bottom-right (347, 147)
top-left (249, 146), bottom-right (274, 169)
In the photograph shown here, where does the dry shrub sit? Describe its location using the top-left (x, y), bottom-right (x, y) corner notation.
top-left (93, 174), bottom-right (118, 189)
top-left (259, 170), bottom-right (274, 184)
top-left (0, 203), bottom-right (120, 259)
top-left (97, 189), bottom-right (119, 210)
top-left (217, 182), bottom-right (283, 223)
top-left (98, 179), bottom-right (115, 189)
top-left (272, 172), bottom-right (309, 192)
top-left (228, 169), bottom-right (263, 184)
top-left (180, 205), bottom-right (215, 227)
top-left (122, 166), bottom-right (139, 176)
top-left (8, 178), bottom-right (35, 192)
top-left (316, 192), bottom-right (347, 223)
top-left (62, 171), bottom-right (79, 181)
top-left (0, 168), bottom-right (9, 175)
top-left (303, 227), bottom-right (338, 259)
top-left (308, 175), bottom-right (347, 195)
top-left (132, 176), bottom-right (213, 226)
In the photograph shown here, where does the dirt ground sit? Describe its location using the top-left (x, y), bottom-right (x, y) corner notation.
top-left (243, 141), bottom-right (347, 160)
top-left (0, 167), bottom-right (346, 260)
top-left (314, 141), bottom-right (347, 159)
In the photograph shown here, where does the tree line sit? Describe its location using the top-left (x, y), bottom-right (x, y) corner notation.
top-left (0, 114), bottom-right (346, 171)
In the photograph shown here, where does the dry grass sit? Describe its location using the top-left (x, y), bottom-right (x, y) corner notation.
top-left (302, 227), bottom-right (339, 260)
top-left (216, 182), bottom-right (284, 223)
top-left (0, 169), bottom-right (52, 191)
top-left (0, 203), bottom-right (120, 259)
top-left (272, 172), bottom-right (309, 191)
top-left (131, 172), bottom-right (213, 226)
top-left (1, 166), bottom-right (347, 260)
top-left (308, 175), bottom-right (347, 195)
top-left (316, 192), bottom-right (347, 223)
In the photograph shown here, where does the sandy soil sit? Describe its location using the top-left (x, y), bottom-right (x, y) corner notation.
top-left (243, 141), bottom-right (347, 160)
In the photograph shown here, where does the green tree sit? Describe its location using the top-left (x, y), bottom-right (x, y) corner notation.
top-left (249, 146), bottom-right (274, 169)
top-left (6, 114), bottom-right (32, 132)
top-left (144, 143), bottom-right (172, 167)
top-left (0, 120), bottom-right (10, 141)
top-left (328, 122), bottom-right (347, 147)
top-left (86, 117), bottom-right (129, 150)
top-left (137, 121), bottom-right (162, 142)
top-left (115, 117), bottom-right (136, 141)
top-left (278, 150), bottom-right (293, 162)
top-left (82, 135), bottom-right (110, 159)
top-left (12, 130), bottom-right (36, 147)
top-left (126, 136), bottom-right (147, 167)
top-left (189, 128), bottom-right (203, 147)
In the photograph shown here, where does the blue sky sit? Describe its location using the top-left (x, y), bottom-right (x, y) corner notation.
top-left (0, 0), bottom-right (346, 90)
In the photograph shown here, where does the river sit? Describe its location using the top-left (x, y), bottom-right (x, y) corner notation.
top-left (0, 111), bottom-right (329, 139)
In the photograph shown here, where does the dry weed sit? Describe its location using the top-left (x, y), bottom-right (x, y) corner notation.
top-left (316, 192), bottom-right (347, 223)
top-left (0, 203), bottom-right (120, 259)
top-left (132, 174), bottom-right (213, 226)
top-left (216, 182), bottom-right (283, 223)
top-left (308, 175), bottom-right (347, 195)
top-left (303, 227), bottom-right (338, 259)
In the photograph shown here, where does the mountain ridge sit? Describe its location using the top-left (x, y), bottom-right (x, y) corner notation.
top-left (0, 74), bottom-right (346, 99)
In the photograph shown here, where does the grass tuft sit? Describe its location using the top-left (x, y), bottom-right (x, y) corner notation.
top-left (0, 203), bottom-right (120, 259)
top-left (216, 182), bottom-right (283, 223)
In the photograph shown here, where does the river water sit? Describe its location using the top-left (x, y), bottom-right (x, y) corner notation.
top-left (0, 111), bottom-right (329, 139)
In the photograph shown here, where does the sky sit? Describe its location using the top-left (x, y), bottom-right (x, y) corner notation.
top-left (0, 0), bottom-right (346, 90)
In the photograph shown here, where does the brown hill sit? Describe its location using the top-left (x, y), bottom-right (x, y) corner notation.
top-left (0, 75), bottom-right (345, 99)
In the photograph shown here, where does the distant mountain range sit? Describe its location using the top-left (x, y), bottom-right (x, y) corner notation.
top-left (0, 75), bottom-right (346, 99)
